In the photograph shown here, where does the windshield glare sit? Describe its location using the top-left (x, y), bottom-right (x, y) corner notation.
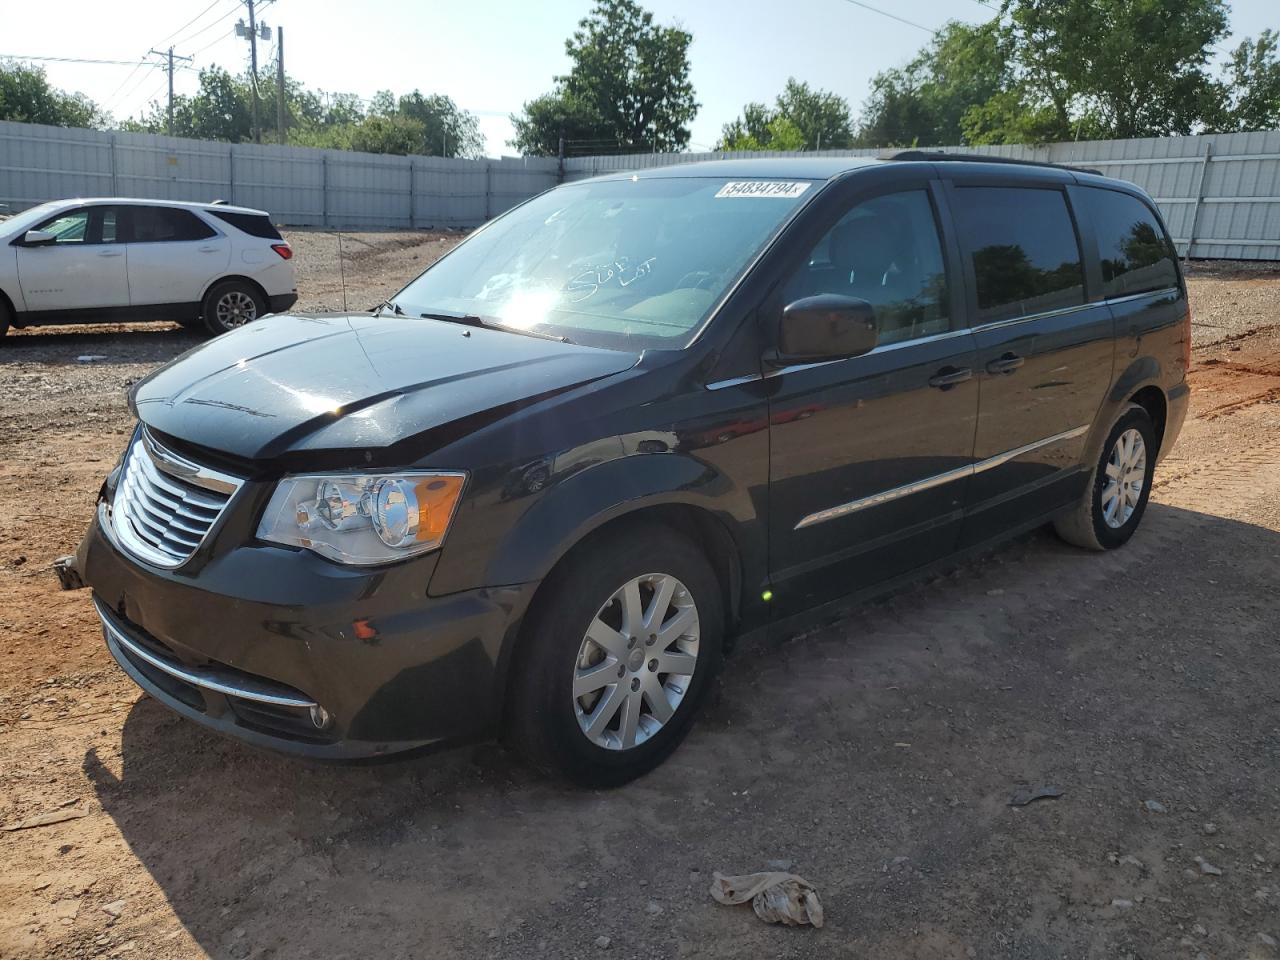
top-left (2, 201), bottom-right (63, 236)
top-left (393, 177), bottom-right (813, 350)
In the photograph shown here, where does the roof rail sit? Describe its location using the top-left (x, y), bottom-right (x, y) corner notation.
top-left (881, 149), bottom-right (1102, 177)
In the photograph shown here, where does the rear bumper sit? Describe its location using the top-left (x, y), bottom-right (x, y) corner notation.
top-left (266, 292), bottom-right (298, 314)
top-left (1161, 381), bottom-right (1190, 462)
top-left (79, 512), bottom-right (537, 760)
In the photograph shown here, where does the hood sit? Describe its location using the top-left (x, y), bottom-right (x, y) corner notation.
top-left (132, 314), bottom-right (638, 464)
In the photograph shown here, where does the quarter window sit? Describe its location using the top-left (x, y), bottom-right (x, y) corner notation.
top-left (783, 190), bottom-right (949, 345)
top-left (127, 207), bottom-right (217, 243)
top-left (951, 187), bottom-right (1084, 323)
top-left (1078, 188), bottom-right (1178, 298)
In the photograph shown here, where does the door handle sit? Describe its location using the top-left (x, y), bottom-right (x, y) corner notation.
top-left (97, 249), bottom-right (124, 257)
top-left (928, 366), bottom-right (972, 390)
top-left (985, 353), bottom-right (1025, 375)
top-left (198, 245), bottom-right (219, 253)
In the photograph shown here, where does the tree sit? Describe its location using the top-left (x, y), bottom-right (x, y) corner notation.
top-left (510, 0), bottom-right (698, 156)
top-left (0, 60), bottom-right (105, 128)
top-left (859, 21), bottom-right (1009, 147)
top-left (1209, 30), bottom-right (1280, 132)
top-left (391, 91), bottom-right (484, 158)
top-left (856, 0), bottom-right (1235, 147)
top-left (719, 78), bottom-right (854, 151)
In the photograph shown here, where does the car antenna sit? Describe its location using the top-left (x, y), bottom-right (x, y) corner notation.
top-left (336, 230), bottom-right (348, 313)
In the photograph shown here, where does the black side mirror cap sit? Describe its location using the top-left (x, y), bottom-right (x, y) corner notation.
top-left (773, 294), bottom-right (878, 365)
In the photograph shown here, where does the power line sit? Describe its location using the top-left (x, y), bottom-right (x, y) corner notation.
top-left (174, 0), bottom-right (243, 48)
top-left (0, 54), bottom-right (149, 66)
top-left (156, 0), bottom-right (226, 45)
top-left (834, 0), bottom-right (936, 34)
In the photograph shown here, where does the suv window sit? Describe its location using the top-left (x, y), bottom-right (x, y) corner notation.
top-left (951, 186), bottom-right (1084, 323)
top-left (36, 209), bottom-right (90, 243)
top-left (783, 190), bottom-right (949, 345)
top-left (126, 206), bottom-right (217, 243)
top-left (208, 210), bottom-right (283, 240)
top-left (35, 207), bottom-right (119, 245)
top-left (1078, 188), bottom-right (1178, 298)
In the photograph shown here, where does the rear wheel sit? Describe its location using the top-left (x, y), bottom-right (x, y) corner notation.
top-left (0, 297), bottom-right (11, 340)
top-left (202, 280), bottom-right (266, 336)
top-left (507, 524), bottom-right (723, 787)
top-left (1054, 403), bottom-right (1156, 550)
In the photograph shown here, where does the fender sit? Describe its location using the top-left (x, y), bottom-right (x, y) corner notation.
top-left (1081, 354), bottom-right (1164, 464)
top-left (479, 447), bottom-right (763, 591)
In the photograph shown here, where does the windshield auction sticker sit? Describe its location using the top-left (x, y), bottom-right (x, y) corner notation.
top-left (715, 181), bottom-right (812, 199)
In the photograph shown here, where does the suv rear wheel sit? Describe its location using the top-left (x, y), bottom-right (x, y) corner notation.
top-left (1054, 403), bottom-right (1156, 550)
top-left (508, 524), bottom-right (723, 787)
top-left (203, 280), bottom-right (266, 336)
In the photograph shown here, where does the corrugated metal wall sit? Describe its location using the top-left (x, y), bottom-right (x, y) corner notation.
top-left (0, 121), bottom-right (559, 231)
top-left (2, 120), bottom-right (1277, 258)
top-left (563, 129), bottom-right (1280, 260)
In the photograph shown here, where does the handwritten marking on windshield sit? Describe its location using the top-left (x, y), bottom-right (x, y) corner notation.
top-left (565, 257), bottom-right (657, 303)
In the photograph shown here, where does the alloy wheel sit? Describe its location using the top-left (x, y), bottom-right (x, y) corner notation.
top-left (572, 573), bottom-right (700, 751)
top-left (216, 290), bottom-right (258, 328)
top-left (1101, 427), bottom-right (1147, 528)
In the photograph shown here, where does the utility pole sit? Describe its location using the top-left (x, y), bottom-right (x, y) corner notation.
top-left (149, 46), bottom-right (192, 136)
top-left (275, 26), bottom-right (286, 145)
top-left (235, 1), bottom-right (271, 143)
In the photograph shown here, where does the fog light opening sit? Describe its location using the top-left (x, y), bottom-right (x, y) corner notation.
top-left (309, 704), bottom-right (332, 730)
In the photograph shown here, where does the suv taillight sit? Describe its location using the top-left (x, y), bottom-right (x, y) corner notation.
top-left (271, 243), bottom-right (293, 261)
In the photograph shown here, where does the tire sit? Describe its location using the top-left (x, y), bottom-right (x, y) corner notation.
top-left (1054, 403), bottom-right (1156, 551)
top-left (507, 523), bottom-right (724, 787)
top-left (202, 280), bottom-right (266, 336)
top-left (0, 297), bottom-right (11, 340)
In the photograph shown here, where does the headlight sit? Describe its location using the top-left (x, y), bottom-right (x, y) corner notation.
top-left (257, 472), bottom-right (466, 565)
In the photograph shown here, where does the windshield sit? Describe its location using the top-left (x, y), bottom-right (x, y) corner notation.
top-left (392, 176), bottom-right (815, 350)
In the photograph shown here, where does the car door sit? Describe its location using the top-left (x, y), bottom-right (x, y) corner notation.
top-left (944, 179), bottom-right (1116, 544)
top-left (14, 205), bottom-right (129, 313)
top-left (122, 206), bottom-right (230, 308)
top-left (765, 180), bottom-right (979, 617)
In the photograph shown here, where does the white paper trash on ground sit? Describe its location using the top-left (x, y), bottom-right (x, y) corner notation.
top-left (709, 871), bottom-right (824, 928)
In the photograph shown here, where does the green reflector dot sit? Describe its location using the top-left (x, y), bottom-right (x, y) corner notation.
top-left (761, 589), bottom-right (773, 602)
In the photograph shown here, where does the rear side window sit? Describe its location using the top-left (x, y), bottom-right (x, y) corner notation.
top-left (951, 186), bottom-right (1084, 323)
top-left (126, 206), bottom-right (217, 243)
top-left (208, 210), bottom-right (283, 240)
top-left (1078, 188), bottom-right (1178, 298)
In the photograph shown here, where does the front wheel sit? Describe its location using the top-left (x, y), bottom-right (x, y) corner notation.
top-left (507, 525), bottom-right (723, 787)
top-left (202, 280), bottom-right (266, 336)
top-left (1054, 403), bottom-right (1156, 550)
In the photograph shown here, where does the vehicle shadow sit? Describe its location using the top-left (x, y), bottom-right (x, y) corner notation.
top-left (82, 501), bottom-right (1280, 958)
top-left (1, 325), bottom-right (203, 366)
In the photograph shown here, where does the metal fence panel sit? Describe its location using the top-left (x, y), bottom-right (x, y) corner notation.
top-left (1, 120), bottom-right (1276, 257)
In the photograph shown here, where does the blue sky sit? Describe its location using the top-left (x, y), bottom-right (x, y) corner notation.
top-left (5, 0), bottom-right (1275, 155)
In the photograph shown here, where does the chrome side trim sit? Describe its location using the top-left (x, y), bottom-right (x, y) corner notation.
top-left (1102, 287), bottom-right (1179, 307)
top-left (969, 300), bottom-right (1098, 335)
top-left (141, 428), bottom-right (242, 495)
top-left (793, 424), bottom-right (1090, 530)
top-left (95, 598), bottom-right (316, 708)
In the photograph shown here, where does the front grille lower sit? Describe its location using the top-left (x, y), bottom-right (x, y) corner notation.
top-left (108, 430), bottom-right (243, 568)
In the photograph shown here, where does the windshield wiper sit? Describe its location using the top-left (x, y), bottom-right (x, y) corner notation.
top-left (371, 299), bottom-right (404, 316)
top-left (418, 309), bottom-right (571, 343)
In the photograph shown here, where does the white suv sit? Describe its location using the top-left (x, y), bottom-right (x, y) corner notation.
top-left (0, 198), bottom-right (298, 338)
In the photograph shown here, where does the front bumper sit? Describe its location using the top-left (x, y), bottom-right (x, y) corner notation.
top-left (79, 512), bottom-right (537, 760)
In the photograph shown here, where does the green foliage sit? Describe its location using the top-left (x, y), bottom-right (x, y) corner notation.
top-left (0, 60), bottom-right (106, 128)
top-left (1209, 29), bottom-right (1280, 132)
top-left (856, 0), bottom-right (1270, 147)
top-left (719, 79), bottom-right (855, 151)
top-left (510, 0), bottom-right (698, 156)
top-left (123, 67), bottom-right (483, 158)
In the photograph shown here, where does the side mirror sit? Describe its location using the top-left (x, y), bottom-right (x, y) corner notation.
top-left (774, 294), bottom-right (878, 365)
top-left (21, 229), bottom-right (56, 247)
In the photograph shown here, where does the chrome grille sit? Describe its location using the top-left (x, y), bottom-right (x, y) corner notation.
top-left (108, 431), bottom-right (243, 568)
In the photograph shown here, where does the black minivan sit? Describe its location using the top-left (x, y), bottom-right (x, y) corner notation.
top-left (77, 154), bottom-right (1190, 785)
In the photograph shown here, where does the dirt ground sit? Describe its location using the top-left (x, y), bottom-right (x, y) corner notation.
top-left (1, 233), bottom-right (1278, 960)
